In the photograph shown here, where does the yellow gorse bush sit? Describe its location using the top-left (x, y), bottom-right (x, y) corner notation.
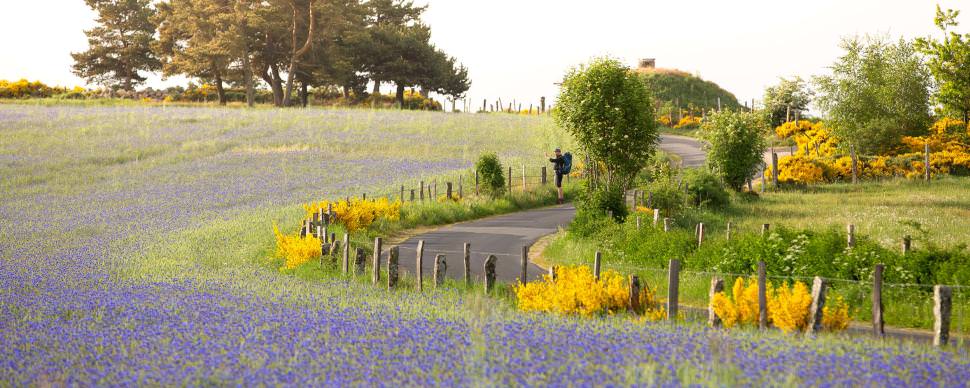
top-left (711, 277), bottom-right (848, 333)
top-left (515, 265), bottom-right (664, 318)
top-left (673, 115), bottom-right (702, 129)
top-left (769, 119), bottom-right (970, 184)
top-left (303, 197), bottom-right (401, 232)
top-left (272, 223), bottom-right (322, 271)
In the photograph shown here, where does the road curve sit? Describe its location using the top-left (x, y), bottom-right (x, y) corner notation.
top-left (394, 135), bottom-right (706, 282)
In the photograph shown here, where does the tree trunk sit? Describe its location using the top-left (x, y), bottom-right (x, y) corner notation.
top-left (242, 53), bottom-right (255, 107)
top-left (372, 80), bottom-right (380, 95)
top-left (270, 64), bottom-right (284, 106)
top-left (395, 82), bottom-right (405, 109)
top-left (282, 0), bottom-right (316, 107)
top-left (300, 82), bottom-right (308, 107)
top-left (963, 109), bottom-right (968, 125)
top-left (215, 71), bottom-right (227, 106)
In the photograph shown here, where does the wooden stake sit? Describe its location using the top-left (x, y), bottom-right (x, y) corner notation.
top-left (847, 224), bottom-right (856, 248)
top-left (520, 245), bottom-right (529, 284)
top-left (433, 254), bottom-right (447, 289)
top-left (934, 285), bottom-right (952, 347)
top-left (342, 233), bottom-right (350, 273)
top-left (806, 277), bottom-right (826, 334)
top-left (354, 248), bottom-right (366, 276)
top-left (873, 263), bottom-right (885, 337)
top-left (902, 235), bottom-right (911, 255)
top-left (463, 243), bottom-right (471, 285)
top-left (387, 247), bottom-right (399, 290)
top-left (667, 259), bottom-right (680, 322)
top-left (630, 275), bottom-right (641, 313)
top-left (709, 277), bottom-right (724, 327)
top-left (483, 255), bottom-right (497, 294)
top-left (593, 251), bottom-right (602, 280)
top-left (416, 240), bottom-right (425, 292)
top-left (372, 237), bottom-right (382, 284)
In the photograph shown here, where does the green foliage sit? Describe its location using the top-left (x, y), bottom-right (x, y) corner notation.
top-left (813, 36), bottom-right (933, 154)
top-left (701, 110), bottom-right (769, 191)
top-left (555, 57), bottom-right (658, 212)
top-left (577, 183), bottom-right (627, 221)
top-left (916, 6), bottom-right (970, 122)
top-left (474, 153), bottom-right (506, 198)
top-left (640, 68), bottom-right (741, 113)
top-left (762, 76), bottom-right (814, 127)
top-left (683, 168), bottom-right (730, 209)
top-left (72, 0), bottom-right (160, 91)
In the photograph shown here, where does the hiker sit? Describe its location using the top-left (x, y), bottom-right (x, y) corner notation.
top-left (547, 148), bottom-right (567, 204)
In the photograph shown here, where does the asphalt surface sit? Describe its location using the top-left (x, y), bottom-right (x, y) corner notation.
top-left (394, 135), bottom-right (707, 282)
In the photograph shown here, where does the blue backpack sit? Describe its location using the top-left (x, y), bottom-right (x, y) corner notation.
top-left (562, 152), bottom-right (573, 174)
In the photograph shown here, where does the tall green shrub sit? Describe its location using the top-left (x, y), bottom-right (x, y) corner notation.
top-left (475, 153), bottom-right (505, 197)
top-left (702, 110), bottom-right (769, 191)
top-left (555, 57), bottom-right (658, 218)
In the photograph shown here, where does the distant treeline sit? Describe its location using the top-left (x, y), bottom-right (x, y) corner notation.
top-left (69, 0), bottom-right (469, 108)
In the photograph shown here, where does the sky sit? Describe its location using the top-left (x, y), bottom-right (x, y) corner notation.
top-left (1, 0), bottom-right (967, 109)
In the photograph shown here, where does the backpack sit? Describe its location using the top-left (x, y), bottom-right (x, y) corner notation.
top-left (562, 152), bottom-right (573, 174)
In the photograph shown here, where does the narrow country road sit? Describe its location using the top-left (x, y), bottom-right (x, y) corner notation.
top-left (394, 134), bottom-right (706, 282)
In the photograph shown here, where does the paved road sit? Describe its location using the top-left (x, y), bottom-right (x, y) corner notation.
top-left (394, 135), bottom-right (706, 282)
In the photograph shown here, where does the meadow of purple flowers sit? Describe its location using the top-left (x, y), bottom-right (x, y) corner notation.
top-left (1, 104), bottom-right (967, 385)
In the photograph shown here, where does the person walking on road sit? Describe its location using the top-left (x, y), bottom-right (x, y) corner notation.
top-left (547, 148), bottom-right (566, 204)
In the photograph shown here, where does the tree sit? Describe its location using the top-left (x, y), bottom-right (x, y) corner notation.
top-left (813, 36), bottom-right (932, 155)
top-left (916, 6), bottom-right (970, 123)
top-left (155, 0), bottom-right (237, 105)
top-left (72, 0), bottom-right (160, 91)
top-left (762, 77), bottom-right (813, 127)
top-left (702, 110), bottom-right (769, 191)
top-left (555, 57), bottom-right (658, 217)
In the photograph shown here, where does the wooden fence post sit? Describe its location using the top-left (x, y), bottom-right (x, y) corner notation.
top-left (410, 189), bottom-right (415, 202)
top-left (630, 275), bottom-right (641, 312)
top-left (758, 261), bottom-right (768, 329)
top-left (522, 165), bottom-right (526, 191)
top-left (372, 237), bottom-right (382, 284)
top-left (593, 251), bottom-right (602, 280)
top-left (400, 185), bottom-right (405, 202)
top-left (416, 240), bottom-right (425, 292)
top-left (925, 142), bottom-right (931, 181)
top-left (459, 176), bottom-right (463, 198)
top-left (806, 276), bottom-right (827, 334)
top-left (475, 171), bottom-right (479, 195)
top-left (387, 247), bottom-right (399, 290)
top-left (663, 218), bottom-right (671, 232)
top-left (420, 181), bottom-right (425, 201)
top-left (463, 243), bottom-right (471, 285)
top-left (653, 209), bottom-right (660, 227)
top-left (549, 265), bottom-right (557, 281)
top-left (636, 216), bottom-right (641, 231)
top-left (433, 181), bottom-right (437, 199)
top-left (508, 166), bottom-right (512, 194)
top-left (541, 166), bottom-right (547, 185)
top-left (697, 223), bottom-right (705, 247)
top-left (520, 245), bottom-right (529, 284)
top-left (709, 276), bottom-right (724, 327)
top-left (761, 223), bottom-right (770, 236)
top-left (847, 224), bottom-right (856, 248)
top-left (484, 255), bottom-right (497, 294)
top-left (873, 263), bottom-right (885, 337)
top-left (354, 248), bottom-right (366, 276)
top-left (726, 222), bottom-right (732, 241)
top-left (342, 233), bottom-right (350, 273)
top-left (667, 259), bottom-right (680, 322)
top-left (446, 182), bottom-right (453, 200)
top-left (771, 152), bottom-right (779, 189)
top-left (647, 191), bottom-right (653, 209)
top-left (934, 285), bottom-right (952, 347)
top-left (433, 254), bottom-right (447, 289)
top-left (902, 235), bottom-right (911, 255)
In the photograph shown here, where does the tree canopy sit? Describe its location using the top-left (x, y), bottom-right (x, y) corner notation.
top-left (72, 0), bottom-right (470, 107)
top-left (916, 6), bottom-right (970, 123)
top-left (762, 77), bottom-right (813, 127)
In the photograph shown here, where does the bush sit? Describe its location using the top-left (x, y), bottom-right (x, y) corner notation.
top-left (475, 153), bottom-right (506, 197)
top-left (515, 265), bottom-right (663, 318)
top-left (702, 110), bottom-right (769, 190)
top-left (683, 168), bottom-right (730, 208)
top-left (580, 184), bottom-right (627, 221)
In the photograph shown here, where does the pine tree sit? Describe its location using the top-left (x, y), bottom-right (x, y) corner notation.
top-left (72, 0), bottom-right (160, 91)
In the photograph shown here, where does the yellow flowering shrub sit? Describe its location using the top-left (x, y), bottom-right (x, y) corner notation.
top-left (673, 115), bottom-right (702, 129)
top-left (767, 281), bottom-right (812, 333)
top-left (273, 223), bottom-right (322, 270)
top-left (658, 115), bottom-right (672, 127)
top-left (711, 277), bottom-right (847, 333)
top-left (515, 265), bottom-right (664, 318)
top-left (822, 295), bottom-right (850, 331)
top-left (303, 197), bottom-right (401, 232)
top-left (773, 155), bottom-right (828, 184)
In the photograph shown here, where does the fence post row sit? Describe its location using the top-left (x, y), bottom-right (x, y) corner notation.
top-left (387, 247), bottom-right (399, 290)
top-left (372, 237), bottom-right (382, 284)
top-left (416, 240), bottom-right (425, 292)
top-left (667, 259), bottom-right (680, 322)
top-left (873, 263), bottom-right (885, 337)
top-left (708, 277), bottom-right (724, 327)
top-left (484, 255), bottom-right (497, 294)
top-left (806, 277), bottom-right (826, 334)
top-left (934, 285), bottom-right (952, 347)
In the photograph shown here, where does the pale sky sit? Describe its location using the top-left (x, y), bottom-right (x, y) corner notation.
top-left (1, 0), bottom-right (967, 109)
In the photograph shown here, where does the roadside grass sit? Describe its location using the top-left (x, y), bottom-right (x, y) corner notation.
top-left (543, 176), bottom-right (970, 333)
